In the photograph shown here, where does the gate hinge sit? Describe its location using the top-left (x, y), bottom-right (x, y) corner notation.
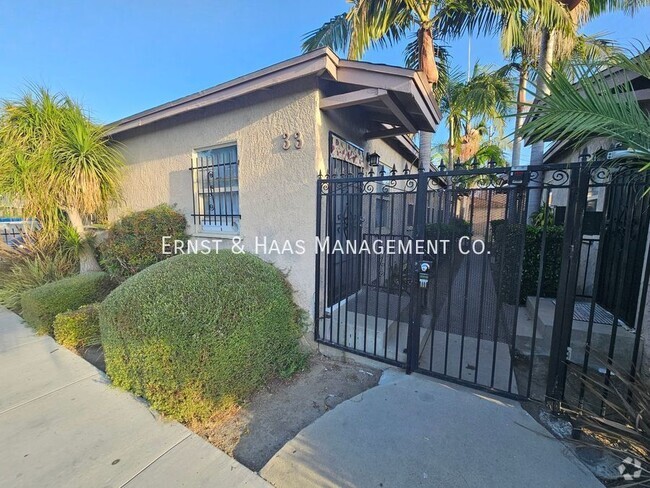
top-left (566, 346), bottom-right (572, 361)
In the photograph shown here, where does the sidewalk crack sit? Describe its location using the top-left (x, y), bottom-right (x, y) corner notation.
top-left (120, 433), bottom-right (193, 487)
top-left (0, 372), bottom-right (100, 416)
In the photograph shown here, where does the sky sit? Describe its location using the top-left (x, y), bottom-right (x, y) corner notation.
top-left (1, 1), bottom-right (649, 163)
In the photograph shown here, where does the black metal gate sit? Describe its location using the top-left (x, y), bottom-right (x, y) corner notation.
top-left (315, 159), bottom-right (650, 410)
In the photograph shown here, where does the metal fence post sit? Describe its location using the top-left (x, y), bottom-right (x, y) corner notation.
top-left (407, 168), bottom-right (429, 374)
top-left (546, 163), bottom-right (591, 407)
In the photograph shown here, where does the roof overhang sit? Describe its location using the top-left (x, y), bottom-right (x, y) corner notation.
top-left (107, 48), bottom-right (441, 140)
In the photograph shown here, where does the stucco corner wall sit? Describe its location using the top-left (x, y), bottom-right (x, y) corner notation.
top-left (111, 80), bottom-right (321, 314)
top-left (110, 81), bottom-right (418, 320)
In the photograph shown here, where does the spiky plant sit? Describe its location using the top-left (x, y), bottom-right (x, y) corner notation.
top-left (0, 87), bottom-right (124, 272)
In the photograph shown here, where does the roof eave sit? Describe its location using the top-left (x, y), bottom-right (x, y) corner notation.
top-left (108, 48), bottom-right (339, 136)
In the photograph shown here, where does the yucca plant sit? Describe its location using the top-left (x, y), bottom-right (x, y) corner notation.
top-left (0, 87), bottom-right (124, 272)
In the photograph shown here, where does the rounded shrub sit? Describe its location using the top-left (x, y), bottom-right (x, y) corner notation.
top-left (21, 272), bottom-right (115, 335)
top-left (99, 204), bottom-right (188, 280)
top-left (99, 251), bottom-right (306, 421)
top-left (53, 304), bottom-right (101, 350)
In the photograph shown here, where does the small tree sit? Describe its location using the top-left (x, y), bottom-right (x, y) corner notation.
top-left (0, 87), bottom-right (124, 272)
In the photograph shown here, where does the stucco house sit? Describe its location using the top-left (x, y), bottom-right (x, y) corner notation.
top-left (107, 48), bottom-right (441, 314)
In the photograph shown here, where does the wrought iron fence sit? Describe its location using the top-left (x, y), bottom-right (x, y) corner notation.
top-left (1, 227), bottom-right (21, 246)
top-left (315, 159), bottom-right (650, 417)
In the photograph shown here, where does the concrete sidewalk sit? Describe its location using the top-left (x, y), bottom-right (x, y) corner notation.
top-left (261, 369), bottom-right (604, 488)
top-left (0, 307), bottom-right (270, 488)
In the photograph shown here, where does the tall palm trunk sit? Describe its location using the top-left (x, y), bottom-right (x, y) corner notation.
top-left (418, 27), bottom-right (439, 85)
top-left (511, 67), bottom-right (529, 166)
top-left (419, 130), bottom-right (433, 170)
top-left (67, 208), bottom-right (101, 273)
top-left (527, 29), bottom-right (556, 221)
top-left (417, 26), bottom-right (437, 171)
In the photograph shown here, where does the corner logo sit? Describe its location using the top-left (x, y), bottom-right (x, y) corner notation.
top-left (618, 457), bottom-right (642, 481)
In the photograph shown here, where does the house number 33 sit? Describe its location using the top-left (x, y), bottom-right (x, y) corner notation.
top-left (282, 132), bottom-right (303, 150)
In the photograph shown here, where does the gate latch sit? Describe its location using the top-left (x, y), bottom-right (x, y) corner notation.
top-left (418, 261), bottom-right (432, 288)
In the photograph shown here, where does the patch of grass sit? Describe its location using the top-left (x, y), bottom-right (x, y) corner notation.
top-left (0, 242), bottom-right (78, 312)
top-left (100, 251), bottom-right (307, 422)
top-left (53, 303), bottom-right (101, 350)
top-left (21, 272), bottom-right (115, 335)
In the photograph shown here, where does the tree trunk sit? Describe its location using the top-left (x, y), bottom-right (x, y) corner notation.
top-left (511, 68), bottom-right (529, 167)
top-left (419, 130), bottom-right (432, 170)
top-left (67, 208), bottom-right (102, 273)
top-left (416, 24), bottom-right (436, 173)
top-left (527, 29), bottom-right (556, 221)
top-left (418, 27), bottom-right (439, 84)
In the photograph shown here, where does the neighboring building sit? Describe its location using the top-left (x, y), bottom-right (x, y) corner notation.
top-left (107, 48), bottom-right (441, 314)
top-left (523, 58), bottom-right (650, 377)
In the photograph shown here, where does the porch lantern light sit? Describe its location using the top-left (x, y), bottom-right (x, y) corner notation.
top-left (366, 151), bottom-right (380, 167)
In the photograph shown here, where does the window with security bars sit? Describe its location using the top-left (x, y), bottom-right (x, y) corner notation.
top-left (191, 145), bottom-right (240, 234)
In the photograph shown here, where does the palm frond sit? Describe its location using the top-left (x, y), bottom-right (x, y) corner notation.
top-left (587, 0), bottom-right (650, 16)
top-left (301, 13), bottom-right (351, 54)
top-left (347, 0), bottom-right (414, 60)
top-left (434, 0), bottom-right (574, 41)
top-left (519, 53), bottom-right (650, 161)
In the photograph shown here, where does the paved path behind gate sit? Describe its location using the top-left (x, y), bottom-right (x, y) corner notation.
top-left (0, 307), bottom-right (270, 488)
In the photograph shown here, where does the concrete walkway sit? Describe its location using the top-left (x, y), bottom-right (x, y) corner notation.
top-left (261, 369), bottom-right (604, 488)
top-left (0, 307), bottom-right (270, 488)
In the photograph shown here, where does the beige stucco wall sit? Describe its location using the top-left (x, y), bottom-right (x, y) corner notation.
top-left (111, 79), bottom-right (415, 318)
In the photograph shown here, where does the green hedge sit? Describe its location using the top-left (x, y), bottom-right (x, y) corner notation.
top-left (492, 221), bottom-right (564, 304)
top-left (520, 225), bottom-right (564, 303)
top-left (100, 251), bottom-right (306, 422)
top-left (99, 204), bottom-right (188, 280)
top-left (492, 221), bottom-right (526, 304)
top-left (425, 217), bottom-right (472, 242)
top-left (53, 304), bottom-right (101, 350)
top-left (21, 272), bottom-right (115, 335)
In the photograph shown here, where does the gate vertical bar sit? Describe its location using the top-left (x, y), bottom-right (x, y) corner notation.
top-left (546, 163), bottom-right (591, 406)
top-left (314, 176), bottom-right (323, 341)
top-left (407, 168), bottom-right (428, 373)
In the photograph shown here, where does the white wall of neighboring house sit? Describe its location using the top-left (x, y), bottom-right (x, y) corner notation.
top-left (543, 136), bottom-right (650, 379)
top-left (110, 78), bottom-right (416, 317)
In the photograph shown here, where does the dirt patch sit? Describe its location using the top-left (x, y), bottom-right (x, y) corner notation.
top-left (190, 353), bottom-right (381, 472)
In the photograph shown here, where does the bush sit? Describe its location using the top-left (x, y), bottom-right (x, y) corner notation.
top-left (99, 204), bottom-right (188, 280)
top-left (492, 221), bottom-right (564, 304)
top-left (0, 250), bottom-right (77, 311)
top-left (425, 218), bottom-right (472, 249)
top-left (492, 221), bottom-right (526, 304)
top-left (0, 233), bottom-right (79, 311)
top-left (53, 304), bottom-right (101, 350)
top-left (520, 225), bottom-right (564, 302)
top-left (21, 272), bottom-right (115, 335)
top-left (100, 251), bottom-right (306, 422)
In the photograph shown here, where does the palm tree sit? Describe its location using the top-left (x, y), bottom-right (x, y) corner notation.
top-left (518, 50), bottom-right (650, 162)
top-left (508, 30), bottom-right (619, 166)
top-left (435, 0), bottom-right (620, 167)
top-left (0, 88), bottom-right (124, 272)
top-left (528, 1), bottom-right (645, 166)
top-left (439, 64), bottom-right (514, 165)
top-left (303, 0), bottom-right (447, 167)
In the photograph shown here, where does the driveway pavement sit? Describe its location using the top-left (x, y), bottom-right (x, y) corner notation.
top-left (0, 307), bottom-right (270, 488)
top-left (261, 368), bottom-right (604, 488)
